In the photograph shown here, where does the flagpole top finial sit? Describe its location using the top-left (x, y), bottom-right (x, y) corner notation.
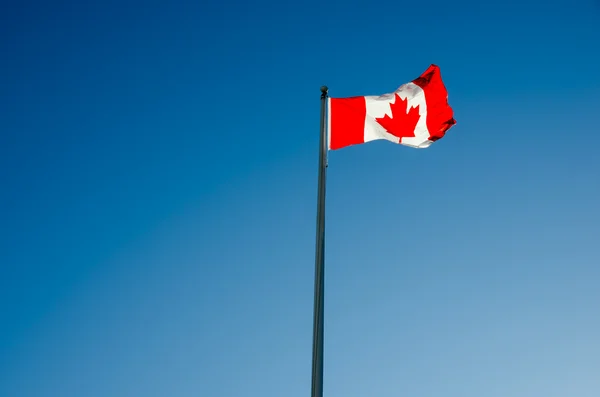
top-left (320, 86), bottom-right (328, 98)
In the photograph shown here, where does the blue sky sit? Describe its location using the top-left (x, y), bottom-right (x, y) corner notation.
top-left (1, 0), bottom-right (600, 396)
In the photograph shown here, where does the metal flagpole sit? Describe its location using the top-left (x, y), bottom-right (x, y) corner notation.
top-left (311, 85), bottom-right (328, 397)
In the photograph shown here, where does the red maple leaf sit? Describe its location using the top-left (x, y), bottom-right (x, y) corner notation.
top-left (375, 94), bottom-right (421, 140)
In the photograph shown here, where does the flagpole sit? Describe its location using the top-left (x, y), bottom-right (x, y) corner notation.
top-left (311, 85), bottom-right (328, 397)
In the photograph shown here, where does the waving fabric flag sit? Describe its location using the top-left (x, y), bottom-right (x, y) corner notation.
top-left (328, 65), bottom-right (456, 150)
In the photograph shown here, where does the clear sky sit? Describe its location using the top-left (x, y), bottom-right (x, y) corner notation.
top-left (1, 1), bottom-right (600, 396)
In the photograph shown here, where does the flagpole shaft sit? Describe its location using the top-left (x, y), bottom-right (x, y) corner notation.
top-left (311, 86), bottom-right (328, 397)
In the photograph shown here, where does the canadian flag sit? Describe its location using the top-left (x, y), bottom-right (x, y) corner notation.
top-left (328, 65), bottom-right (456, 150)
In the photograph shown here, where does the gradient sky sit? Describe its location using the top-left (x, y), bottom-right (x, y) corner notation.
top-left (2, 1), bottom-right (600, 396)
